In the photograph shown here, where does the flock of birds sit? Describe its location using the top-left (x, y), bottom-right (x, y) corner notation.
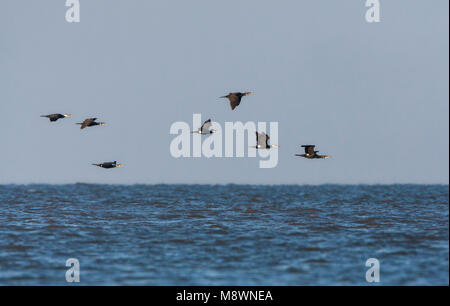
top-left (194, 92), bottom-right (329, 158)
top-left (40, 114), bottom-right (120, 169)
top-left (41, 91), bottom-right (328, 170)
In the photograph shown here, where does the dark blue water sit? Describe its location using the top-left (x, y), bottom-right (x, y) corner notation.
top-left (0, 184), bottom-right (448, 285)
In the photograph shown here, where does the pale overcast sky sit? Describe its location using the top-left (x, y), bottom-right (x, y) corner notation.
top-left (0, 0), bottom-right (448, 184)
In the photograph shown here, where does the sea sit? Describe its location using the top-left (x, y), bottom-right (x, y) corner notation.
top-left (0, 184), bottom-right (448, 285)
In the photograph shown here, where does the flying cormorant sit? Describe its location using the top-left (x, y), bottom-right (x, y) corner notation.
top-left (295, 145), bottom-right (329, 159)
top-left (76, 118), bottom-right (105, 129)
top-left (220, 92), bottom-right (252, 110)
top-left (40, 114), bottom-right (72, 122)
top-left (254, 132), bottom-right (279, 149)
top-left (92, 161), bottom-right (123, 169)
top-left (192, 119), bottom-right (217, 134)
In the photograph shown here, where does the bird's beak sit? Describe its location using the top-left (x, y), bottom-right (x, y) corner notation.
top-left (65, 114), bottom-right (72, 117)
top-left (116, 164), bottom-right (123, 167)
top-left (220, 96), bottom-right (227, 98)
top-left (272, 144), bottom-right (280, 148)
top-left (211, 129), bottom-right (218, 134)
top-left (246, 92), bottom-right (253, 96)
top-left (100, 122), bottom-right (106, 126)
top-left (324, 156), bottom-right (329, 159)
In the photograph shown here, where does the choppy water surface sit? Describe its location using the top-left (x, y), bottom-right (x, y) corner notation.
top-left (0, 184), bottom-right (448, 285)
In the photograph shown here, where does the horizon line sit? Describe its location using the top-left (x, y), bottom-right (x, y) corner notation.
top-left (0, 182), bottom-right (448, 187)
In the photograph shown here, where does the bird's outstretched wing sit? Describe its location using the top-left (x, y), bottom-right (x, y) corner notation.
top-left (264, 133), bottom-right (270, 148)
top-left (256, 132), bottom-right (268, 148)
top-left (80, 118), bottom-right (96, 129)
top-left (200, 119), bottom-right (212, 134)
top-left (229, 95), bottom-right (241, 110)
top-left (302, 145), bottom-right (315, 156)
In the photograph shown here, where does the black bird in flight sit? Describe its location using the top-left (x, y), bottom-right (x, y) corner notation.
top-left (40, 113), bottom-right (72, 122)
top-left (220, 92), bottom-right (252, 110)
top-left (296, 145), bottom-right (329, 159)
top-left (76, 118), bottom-right (105, 129)
top-left (192, 119), bottom-right (217, 134)
top-left (253, 132), bottom-right (279, 149)
top-left (92, 161), bottom-right (123, 169)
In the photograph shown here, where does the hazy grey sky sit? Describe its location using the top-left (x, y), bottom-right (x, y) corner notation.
top-left (0, 0), bottom-right (448, 184)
